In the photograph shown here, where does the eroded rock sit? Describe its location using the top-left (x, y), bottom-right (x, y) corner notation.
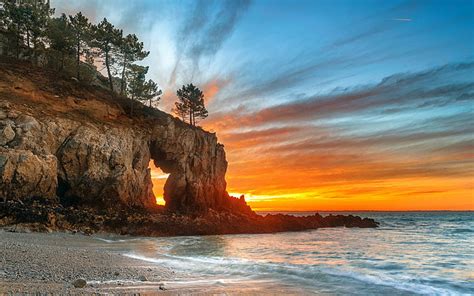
top-left (0, 98), bottom-right (229, 213)
top-left (0, 123), bottom-right (15, 145)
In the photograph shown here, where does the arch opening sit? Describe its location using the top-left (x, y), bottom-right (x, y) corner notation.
top-left (148, 160), bottom-right (170, 206)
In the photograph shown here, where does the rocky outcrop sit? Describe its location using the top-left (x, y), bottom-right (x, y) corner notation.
top-left (0, 60), bottom-right (231, 213)
top-left (149, 121), bottom-right (229, 213)
top-left (0, 98), bottom-right (230, 213)
top-left (0, 196), bottom-right (379, 236)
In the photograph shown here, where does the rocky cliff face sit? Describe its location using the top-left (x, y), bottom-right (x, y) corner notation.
top-left (0, 62), bottom-right (231, 214)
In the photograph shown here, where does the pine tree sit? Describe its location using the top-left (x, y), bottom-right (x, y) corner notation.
top-left (126, 64), bottom-right (145, 116)
top-left (1, 0), bottom-right (53, 60)
top-left (92, 18), bottom-right (122, 92)
top-left (142, 79), bottom-right (161, 108)
top-left (175, 84), bottom-right (208, 126)
top-left (1, 1), bottom-right (28, 58)
top-left (172, 101), bottom-right (189, 122)
top-left (118, 33), bottom-right (149, 95)
top-left (127, 64), bottom-right (161, 115)
top-left (69, 12), bottom-right (91, 80)
top-left (47, 13), bottom-right (74, 70)
top-left (26, 0), bottom-right (54, 53)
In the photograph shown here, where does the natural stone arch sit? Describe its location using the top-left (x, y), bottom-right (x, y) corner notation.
top-left (148, 121), bottom-right (229, 213)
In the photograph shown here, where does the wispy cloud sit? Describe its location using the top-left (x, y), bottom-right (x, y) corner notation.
top-left (392, 18), bottom-right (412, 22)
top-left (205, 62), bottom-right (474, 130)
top-left (169, 0), bottom-right (252, 85)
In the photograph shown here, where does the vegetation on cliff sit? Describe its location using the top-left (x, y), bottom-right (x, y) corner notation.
top-left (0, 0), bottom-right (208, 123)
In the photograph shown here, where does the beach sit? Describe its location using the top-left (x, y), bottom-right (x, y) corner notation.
top-left (0, 230), bottom-right (177, 294)
top-left (1, 212), bottom-right (473, 295)
top-left (0, 230), bottom-right (303, 295)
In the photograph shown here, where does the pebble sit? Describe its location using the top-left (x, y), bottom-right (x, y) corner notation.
top-left (72, 278), bottom-right (87, 288)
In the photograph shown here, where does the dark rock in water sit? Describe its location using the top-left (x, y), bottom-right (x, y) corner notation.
top-left (72, 278), bottom-right (87, 288)
top-left (0, 196), bottom-right (378, 236)
top-left (139, 275), bottom-right (147, 281)
top-left (159, 284), bottom-right (166, 290)
top-left (113, 271), bottom-right (120, 276)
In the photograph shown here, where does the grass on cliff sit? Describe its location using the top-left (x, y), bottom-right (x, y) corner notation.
top-left (0, 58), bottom-right (205, 133)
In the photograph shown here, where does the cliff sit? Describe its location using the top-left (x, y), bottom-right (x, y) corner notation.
top-left (0, 60), bottom-right (378, 235)
top-left (0, 60), bottom-right (234, 214)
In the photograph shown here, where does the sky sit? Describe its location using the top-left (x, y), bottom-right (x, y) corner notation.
top-left (52, 0), bottom-right (474, 211)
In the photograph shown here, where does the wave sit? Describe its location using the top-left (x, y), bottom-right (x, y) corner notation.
top-left (123, 252), bottom-right (465, 295)
top-left (94, 236), bottom-right (147, 243)
top-left (451, 228), bottom-right (473, 234)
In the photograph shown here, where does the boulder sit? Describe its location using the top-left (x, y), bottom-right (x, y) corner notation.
top-left (0, 124), bottom-right (15, 146)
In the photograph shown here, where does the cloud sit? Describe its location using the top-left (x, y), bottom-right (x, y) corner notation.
top-left (392, 18), bottom-right (412, 22)
top-left (202, 78), bottom-right (231, 105)
top-left (204, 62), bottom-right (474, 130)
top-left (204, 61), bottom-right (474, 203)
top-left (169, 0), bottom-right (251, 85)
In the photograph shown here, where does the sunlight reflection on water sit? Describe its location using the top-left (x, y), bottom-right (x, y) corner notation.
top-left (98, 212), bottom-right (474, 295)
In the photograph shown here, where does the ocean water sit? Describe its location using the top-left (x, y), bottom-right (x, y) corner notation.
top-left (97, 212), bottom-right (474, 295)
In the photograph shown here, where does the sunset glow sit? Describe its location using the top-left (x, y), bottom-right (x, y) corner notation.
top-left (150, 161), bottom-right (168, 206)
top-left (55, 0), bottom-right (474, 211)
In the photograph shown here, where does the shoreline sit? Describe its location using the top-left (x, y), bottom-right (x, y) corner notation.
top-left (0, 230), bottom-right (309, 295)
top-left (0, 231), bottom-right (176, 294)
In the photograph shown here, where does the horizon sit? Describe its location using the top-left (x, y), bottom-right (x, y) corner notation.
top-left (52, 0), bottom-right (474, 211)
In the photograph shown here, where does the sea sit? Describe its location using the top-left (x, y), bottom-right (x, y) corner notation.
top-left (96, 212), bottom-right (474, 295)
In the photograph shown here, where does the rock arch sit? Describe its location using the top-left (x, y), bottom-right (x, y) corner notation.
top-left (149, 120), bottom-right (229, 213)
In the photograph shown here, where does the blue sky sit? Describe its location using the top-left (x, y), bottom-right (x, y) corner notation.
top-left (51, 0), bottom-right (474, 210)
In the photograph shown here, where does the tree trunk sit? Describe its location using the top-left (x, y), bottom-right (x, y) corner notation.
top-left (76, 37), bottom-right (80, 80)
top-left (130, 95), bottom-right (135, 116)
top-left (189, 110), bottom-right (192, 126)
top-left (16, 25), bottom-right (20, 59)
top-left (120, 55), bottom-right (127, 95)
top-left (26, 30), bottom-right (30, 49)
top-left (60, 51), bottom-right (64, 71)
top-left (105, 50), bottom-right (114, 92)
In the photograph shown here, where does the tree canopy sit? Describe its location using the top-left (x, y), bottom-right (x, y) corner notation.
top-left (92, 18), bottom-right (122, 92)
top-left (0, 1), bottom-right (213, 124)
top-left (174, 84), bottom-right (208, 126)
top-left (69, 12), bottom-right (92, 80)
top-left (118, 33), bottom-right (149, 95)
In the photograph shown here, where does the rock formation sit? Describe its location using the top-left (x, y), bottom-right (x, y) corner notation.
top-left (0, 60), bottom-right (378, 235)
top-left (0, 61), bottom-right (230, 214)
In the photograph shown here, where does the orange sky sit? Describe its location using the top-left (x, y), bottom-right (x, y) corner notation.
top-left (150, 132), bottom-right (473, 211)
top-left (141, 2), bottom-right (473, 212)
top-left (150, 62), bottom-right (473, 213)
top-left (149, 76), bottom-right (473, 212)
